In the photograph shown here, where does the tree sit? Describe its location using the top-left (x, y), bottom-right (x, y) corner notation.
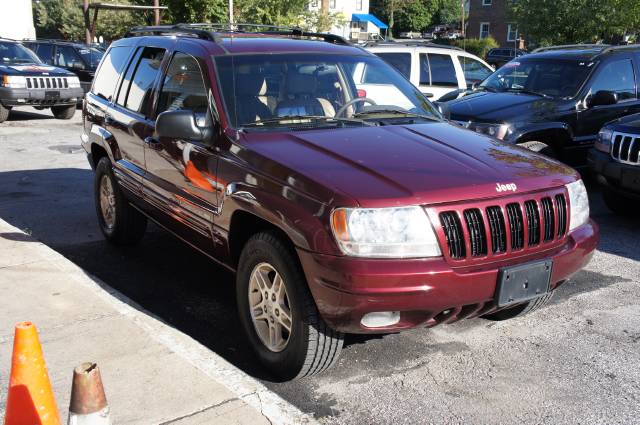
top-left (164, 0), bottom-right (228, 24)
top-left (371, 0), bottom-right (437, 34)
top-left (509, 0), bottom-right (640, 46)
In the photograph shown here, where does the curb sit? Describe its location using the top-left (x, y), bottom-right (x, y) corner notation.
top-left (0, 218), bottom-right (316, 425)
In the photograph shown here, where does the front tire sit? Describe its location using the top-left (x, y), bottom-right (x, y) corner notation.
top-left (0, 103), bottom-right (10, 123)
top-left (94, 157), bottom-right (147, 245)
top-left (236, 232), bottom-right (344, 380)
top-left (483, 292), bottom-right (554, 321)
top-left (51, 104), bottom-right (76, 120)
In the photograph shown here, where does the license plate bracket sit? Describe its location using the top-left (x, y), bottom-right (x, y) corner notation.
top-left (496, 260), bottom-right (552, 307)
top-left (45, 90), bottom-right (60, 100)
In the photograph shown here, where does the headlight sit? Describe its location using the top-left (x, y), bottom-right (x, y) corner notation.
top-left (466, 122), bottom-right (511, 140)
top-left (595, 128), bottom-right (613, 153)
top-left (330, 206), bottom-right (442, 258)
top-left (67, 76), bottom-right (81, 88)
top-left (1, 75), bottom-right (27, 89)
top-left (566, 180), bottom-right (590, 231)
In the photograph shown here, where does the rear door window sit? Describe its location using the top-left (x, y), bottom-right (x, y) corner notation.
top-left (36, 44), bottom-right (54, 63)
top-left (92, 46), bottom-right (133, 101)
top-left (55, 46), bottom-right (84, 69)
top-left (119, 47), bottom-right (166, 114)
top-left (589, 59), bottom-right (636, 101)
top-left (374, 53), bottom-right (411, 79)
top-left (420, 53), bottom-right (458, 86)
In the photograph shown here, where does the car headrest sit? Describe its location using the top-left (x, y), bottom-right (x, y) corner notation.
top-left (236, 74), bottom-right (267, 97)
top-left (286, 74), bottom-right (317, 95)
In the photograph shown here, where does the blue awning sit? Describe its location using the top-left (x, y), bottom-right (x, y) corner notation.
top-left (352, 14), bottom-right (388, 29)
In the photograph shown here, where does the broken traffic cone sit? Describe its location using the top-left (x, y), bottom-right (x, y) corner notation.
top-left (4, 321), bottom-right (61, 425)
top-left (68, 362), bottom-right (111, 425)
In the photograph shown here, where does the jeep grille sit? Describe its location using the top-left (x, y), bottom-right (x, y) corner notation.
top-left (611, 131), bottom-right (640, 165)
top-left (25, 76), bottom-right (69, 90)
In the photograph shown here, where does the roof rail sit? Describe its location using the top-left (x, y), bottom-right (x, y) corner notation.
top-left (124, 23), bottom-right (350, 45)
top-left (363, 39), bottom-right (463, 50)
top-left (598, 43), bottom-right (640, 55)
top-left (531, 43), bottom-right (609, 53)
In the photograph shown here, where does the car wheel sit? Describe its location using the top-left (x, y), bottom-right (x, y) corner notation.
top-left (94, 157), bottom-right (147, 245)
top-left (51, 105), bottom-right (76, 120)
top-left (0, 103), bottom-right (10, 123)
top-left (236, 232), bottom-right (344, 380)
top-left (483, 292), bottom-right (554, 321)
top-left (602, 188), bottom-right (640, 216)
top-left (519, 141), bottom-right (557, 158)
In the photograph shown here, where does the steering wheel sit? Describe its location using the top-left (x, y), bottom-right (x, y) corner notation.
top-left (335, 97), bottom-right (377, 118)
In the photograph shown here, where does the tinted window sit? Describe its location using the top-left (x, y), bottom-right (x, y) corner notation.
top-left (428, 54), bottom-right (458, 86)
top-left (419, 53), bottom-right (430, 85)
top-left (55, 46), bottom-right (84, 68)
top-left (458, 56), bottom-right (492, 84)
top-left (122, 47), bottom-right (165, 114)
top-left (375, 53), bottom-right (411, 79)
top-left (157, 52), bottom-right (208, 115)
top-left (0, 41), bottom-right (41, 64)
top-left (37, 44), bottom-right (54, 63)
top-left (77, 47), bottom-right (103, 68)
top-left (590, 59), bottom-right (636, 101)
top-left (92, 46), bottom-right (132, 100)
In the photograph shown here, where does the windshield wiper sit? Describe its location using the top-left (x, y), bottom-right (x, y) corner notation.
top-left (241, 115), bottom-right (373, 129)
top-left (353, 109), bottom-right (440, 122)
top-left (507, 89), bottom-right (552, 98)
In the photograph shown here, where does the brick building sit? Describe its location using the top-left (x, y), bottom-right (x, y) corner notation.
top-left (467, 0), bottom-right (524, 48)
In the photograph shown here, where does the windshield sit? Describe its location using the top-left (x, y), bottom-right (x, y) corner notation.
top-left (480, 58), bottom-right (594, 98)
top-left (215, 53), bottom-right (439, 130)
top-left (77, 47), bottom-right (104, 68)
top-left (0, 41), bottom-right (42, 65)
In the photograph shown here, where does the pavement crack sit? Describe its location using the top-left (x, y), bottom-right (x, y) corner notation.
top-left (158, 398), bottom-right (238, 424)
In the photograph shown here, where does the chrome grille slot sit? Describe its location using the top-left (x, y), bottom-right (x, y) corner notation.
top-left (506, 203), bottom-right (524, 250)
top-left (540, 197), bottom-right (555, 242)
top-left (486, 206), bottom-right (507, 254)
top-left (524, 200), bottom-right (540, 246)
top-left (463, 208), bottom-right (487, 257)
top-left (440, 211), bottom-right (465, 259)
top-left (611, 131), bottom-right (640, 165)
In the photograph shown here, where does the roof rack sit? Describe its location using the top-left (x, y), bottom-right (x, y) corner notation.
top-left (125, 23), bottom-right (350, 45)
top-left (598, 43), bottom-right (640, 55)
top-left (363, 39), bottom-right (463, 51)
top-left (531, 43), bottom-right (609, 53)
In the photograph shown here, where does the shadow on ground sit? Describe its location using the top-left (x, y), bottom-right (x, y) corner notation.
top-left (6, 109), bottom-right (54, 121)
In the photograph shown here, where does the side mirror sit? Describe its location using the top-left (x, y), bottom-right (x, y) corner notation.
top-left (435, 101), bottom-right (451, 120)
top-left (588, 90), bottom-right (618, 108)
top-left (71, 61), bottom-right (86, 71)
top-left (156, 110), bottom-right (203, 141)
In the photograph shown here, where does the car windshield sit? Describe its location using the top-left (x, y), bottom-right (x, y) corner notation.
top-left (480, 58), bottom-right (594, 98)
top-left (215, 53), bottom-right (439, 130)
top-left (0, 41), bottom-right (42, 65)
top-left (77, 47), bottom-right (104, 67)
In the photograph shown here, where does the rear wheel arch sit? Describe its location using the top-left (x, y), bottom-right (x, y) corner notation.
top-left (91, 143), bottom-right (109, 167)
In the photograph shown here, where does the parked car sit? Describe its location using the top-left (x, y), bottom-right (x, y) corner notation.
top-left (485, 47), bottom-right (527, 68)
top-left (588, 114), bottom-right (640, 213)
top-left (82, 24), bottom-right (598, 380)
top-left (24, 39), bottom-right (104, 94)
top-left (443, 44), bottom-right (640, 169)
top-left (0, 39), bottom-right (83, 122)
top-left (364, 41), bottom-right (494, 100)
top-left (398, 31), bottom-right (422, 39)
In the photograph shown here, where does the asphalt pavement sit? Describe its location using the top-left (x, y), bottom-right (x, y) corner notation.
top-left (1, 107), bottom-right (639, 424)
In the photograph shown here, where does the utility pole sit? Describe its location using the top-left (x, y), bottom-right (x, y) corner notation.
top-left (461, 1), bottom-right (465, 38)
top-left (229, 0), bottom-right (234, 24)
top-left (83, 0), bottom-right (91, 45)
top-left (154, 0), bottom-right (160, 25)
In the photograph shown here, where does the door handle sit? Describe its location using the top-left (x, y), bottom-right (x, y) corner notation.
top-left (144, 136), bottom-right (162, 151)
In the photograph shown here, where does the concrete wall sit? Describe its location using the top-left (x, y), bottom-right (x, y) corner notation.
top-left (0, 0), bottom-right (36, 40)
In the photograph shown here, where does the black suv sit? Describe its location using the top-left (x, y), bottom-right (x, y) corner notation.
top-left (24, 40), bottom-right (104, 94)
top-left (588, 113), bottom-right (640, 213)
top-left (0, 39), bottom-right (83, 122)
top-left (485, 47), bottom-right (526, 68)
top-left (444, 44), bottom-right (640, 169)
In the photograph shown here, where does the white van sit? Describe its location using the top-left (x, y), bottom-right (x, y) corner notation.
top-left (361, 41), bottom-right (494, 101)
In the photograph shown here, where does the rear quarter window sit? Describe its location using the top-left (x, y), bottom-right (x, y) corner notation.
top-left (92, 46), bottom-right (133, 101)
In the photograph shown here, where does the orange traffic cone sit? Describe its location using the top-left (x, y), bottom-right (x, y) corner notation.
top-left (4, 321), bottom-right (61, 425)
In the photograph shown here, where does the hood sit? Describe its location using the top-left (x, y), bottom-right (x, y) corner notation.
top-left (240, 122), bottom-right (577, 208)
top-left (0, 63), bottom-right (75, 77)
top-left (447, 91), bottom-right (562, 123)
top-left (606, 112), bottom-right (640, 133)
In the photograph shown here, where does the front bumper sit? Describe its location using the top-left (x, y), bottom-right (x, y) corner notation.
top-left (588, 148), bottom-right (640, 198)
top-left (0, 86), bottom-right (84, 107)
top-left (298, 220), bottom-right (598, 334)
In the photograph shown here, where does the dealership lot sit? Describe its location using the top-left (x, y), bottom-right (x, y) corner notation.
top-left (1, 108), bottom-right (639, 424)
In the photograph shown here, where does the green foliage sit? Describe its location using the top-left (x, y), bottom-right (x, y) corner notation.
top-left (164, 0), bottom-right (228, 24)
top-left (509, 0), bottom-right (640, 46)
top-left (370, 0), bottom-right (463, 34)
top-left (453, 36), bottom-right (498, 58)
top-left (235, 0), bottom-right (310, 26)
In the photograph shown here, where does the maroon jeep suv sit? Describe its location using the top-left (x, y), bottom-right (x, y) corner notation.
top-left (82, 24), bottom-right (598, 380)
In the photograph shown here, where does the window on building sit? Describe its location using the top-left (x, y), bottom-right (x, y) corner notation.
top-left (507, 24), bottom-right (518, 42)
top-left (590, 59), bottom-right (636, 101)
top-left (329, 0), bottom-right (336, 9)
top-left (311, 0), bottom-right (318, 7)
top-left (482, 0), bottom-right (492, 5)
top-left (356, 0), bottom-right (363, 10)
top-left (480, 22), bottom-right (490, 39)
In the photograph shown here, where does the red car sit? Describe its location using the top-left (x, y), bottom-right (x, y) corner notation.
top-left (82, 24), bottom-right (598, 380)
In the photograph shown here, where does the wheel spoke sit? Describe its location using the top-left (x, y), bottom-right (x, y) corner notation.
top-left (255, 269), bottom-right (269, 291)
top-left (252, 305), bottom-right (267, 321)
top-left (272, 273), bottom-right (284, 301)
top-left (277, 306), bottom-right (292, 331)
